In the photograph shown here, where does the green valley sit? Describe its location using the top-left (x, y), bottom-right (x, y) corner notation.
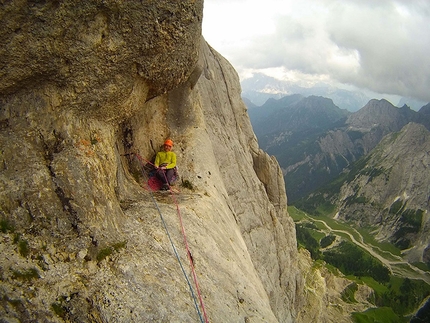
top-left (289, 206), bottom-right (430, 322)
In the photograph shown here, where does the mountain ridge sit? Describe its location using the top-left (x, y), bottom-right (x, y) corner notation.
top-left (248, 96), bottom-right (430, 202)
top-left (242, 73), bottom-right (429, 111)
top-left (346, 99), bottom-right (430, 133)
top-left (248, 94), bottom-right (430, 267)
top-left (242, 73), bottom-right (371, 112)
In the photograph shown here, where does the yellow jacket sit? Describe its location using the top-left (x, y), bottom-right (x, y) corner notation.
top-left (154, 151), bottom-right (177, 169)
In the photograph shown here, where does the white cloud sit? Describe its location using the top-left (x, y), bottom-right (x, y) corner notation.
top-left (202, 0), bottom-right (430, 103)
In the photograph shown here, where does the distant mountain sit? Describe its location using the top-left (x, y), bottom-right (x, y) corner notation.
top-left (346, 100), bottom-right (429, 133)
top-left (248, 97), bottom-right (430, 203)
top-left (249, 95), bottom-right (349, 149)
top-left (420, 103), bottom-right (430, 116)
top-left (249, 95), bottom-right (351, 201)
top-left (302, 123), bottom-right (430, 264)
top-left (397, 97), bottom-right (429, 111)
top-left (241, 73), bottom-right (370, 112)
top-left (242, 97), bottom-right (258, 110)
top-left (248, 94), bottom-right (305, 137)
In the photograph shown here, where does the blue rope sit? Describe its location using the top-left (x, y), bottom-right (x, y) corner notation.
top-left (132, 154), bottom-right (204, 322)
top-left (149, 193), bottom-right (204, 323)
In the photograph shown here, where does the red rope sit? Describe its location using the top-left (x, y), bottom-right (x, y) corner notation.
top-left (169, 187), bottom-right (210, 323)
top-left (131, 153), bottom-right (209, 322)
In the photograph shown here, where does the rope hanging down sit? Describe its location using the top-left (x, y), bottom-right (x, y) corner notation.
top-left (132, 153), bottom-right (209, 323)
top-left (149, 193), bottom-right (204, 323)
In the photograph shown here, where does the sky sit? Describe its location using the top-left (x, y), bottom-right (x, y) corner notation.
top-left (202, 0), bottom-right (430, 105)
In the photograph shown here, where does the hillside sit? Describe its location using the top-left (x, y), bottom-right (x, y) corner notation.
top-left (337, 122), bottom-right (430, 263)
top-left (420, 102), bottom-right (430, 116)
top-left (296, 121), bottom-right (430, 262)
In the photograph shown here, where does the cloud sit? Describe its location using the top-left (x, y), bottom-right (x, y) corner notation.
top-left (203, 0), bottom-right (430, 102)
top-left (325, 1), bottom-right (430, 100)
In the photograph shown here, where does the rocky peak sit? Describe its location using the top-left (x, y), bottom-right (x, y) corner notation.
top-left (346, 99), bottom-right (428, 132)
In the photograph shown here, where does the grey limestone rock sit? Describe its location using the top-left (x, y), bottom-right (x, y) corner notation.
top-left (0, 1), bottom-right (302, 322)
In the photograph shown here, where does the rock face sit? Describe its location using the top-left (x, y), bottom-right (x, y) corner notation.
top-left (0, 0), bottom-right (203, 119)
top-left (336, 122), bottom-right (430, 263)
top-left (0, 1), bottom-right (302, 322)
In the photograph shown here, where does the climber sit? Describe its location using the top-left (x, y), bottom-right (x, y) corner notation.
top-left (154, 139), bottom-right (177, 190)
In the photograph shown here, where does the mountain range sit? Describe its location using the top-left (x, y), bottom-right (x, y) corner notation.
top-left (247, 95), bottom-right (430, 266)
top-left (249, 96), bottom-right (430, 201)
top-left (242, 72), bottom-right (428, 112)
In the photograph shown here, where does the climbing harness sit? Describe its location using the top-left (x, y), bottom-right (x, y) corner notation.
top-left (130, 152), bottom-right (209, 323)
